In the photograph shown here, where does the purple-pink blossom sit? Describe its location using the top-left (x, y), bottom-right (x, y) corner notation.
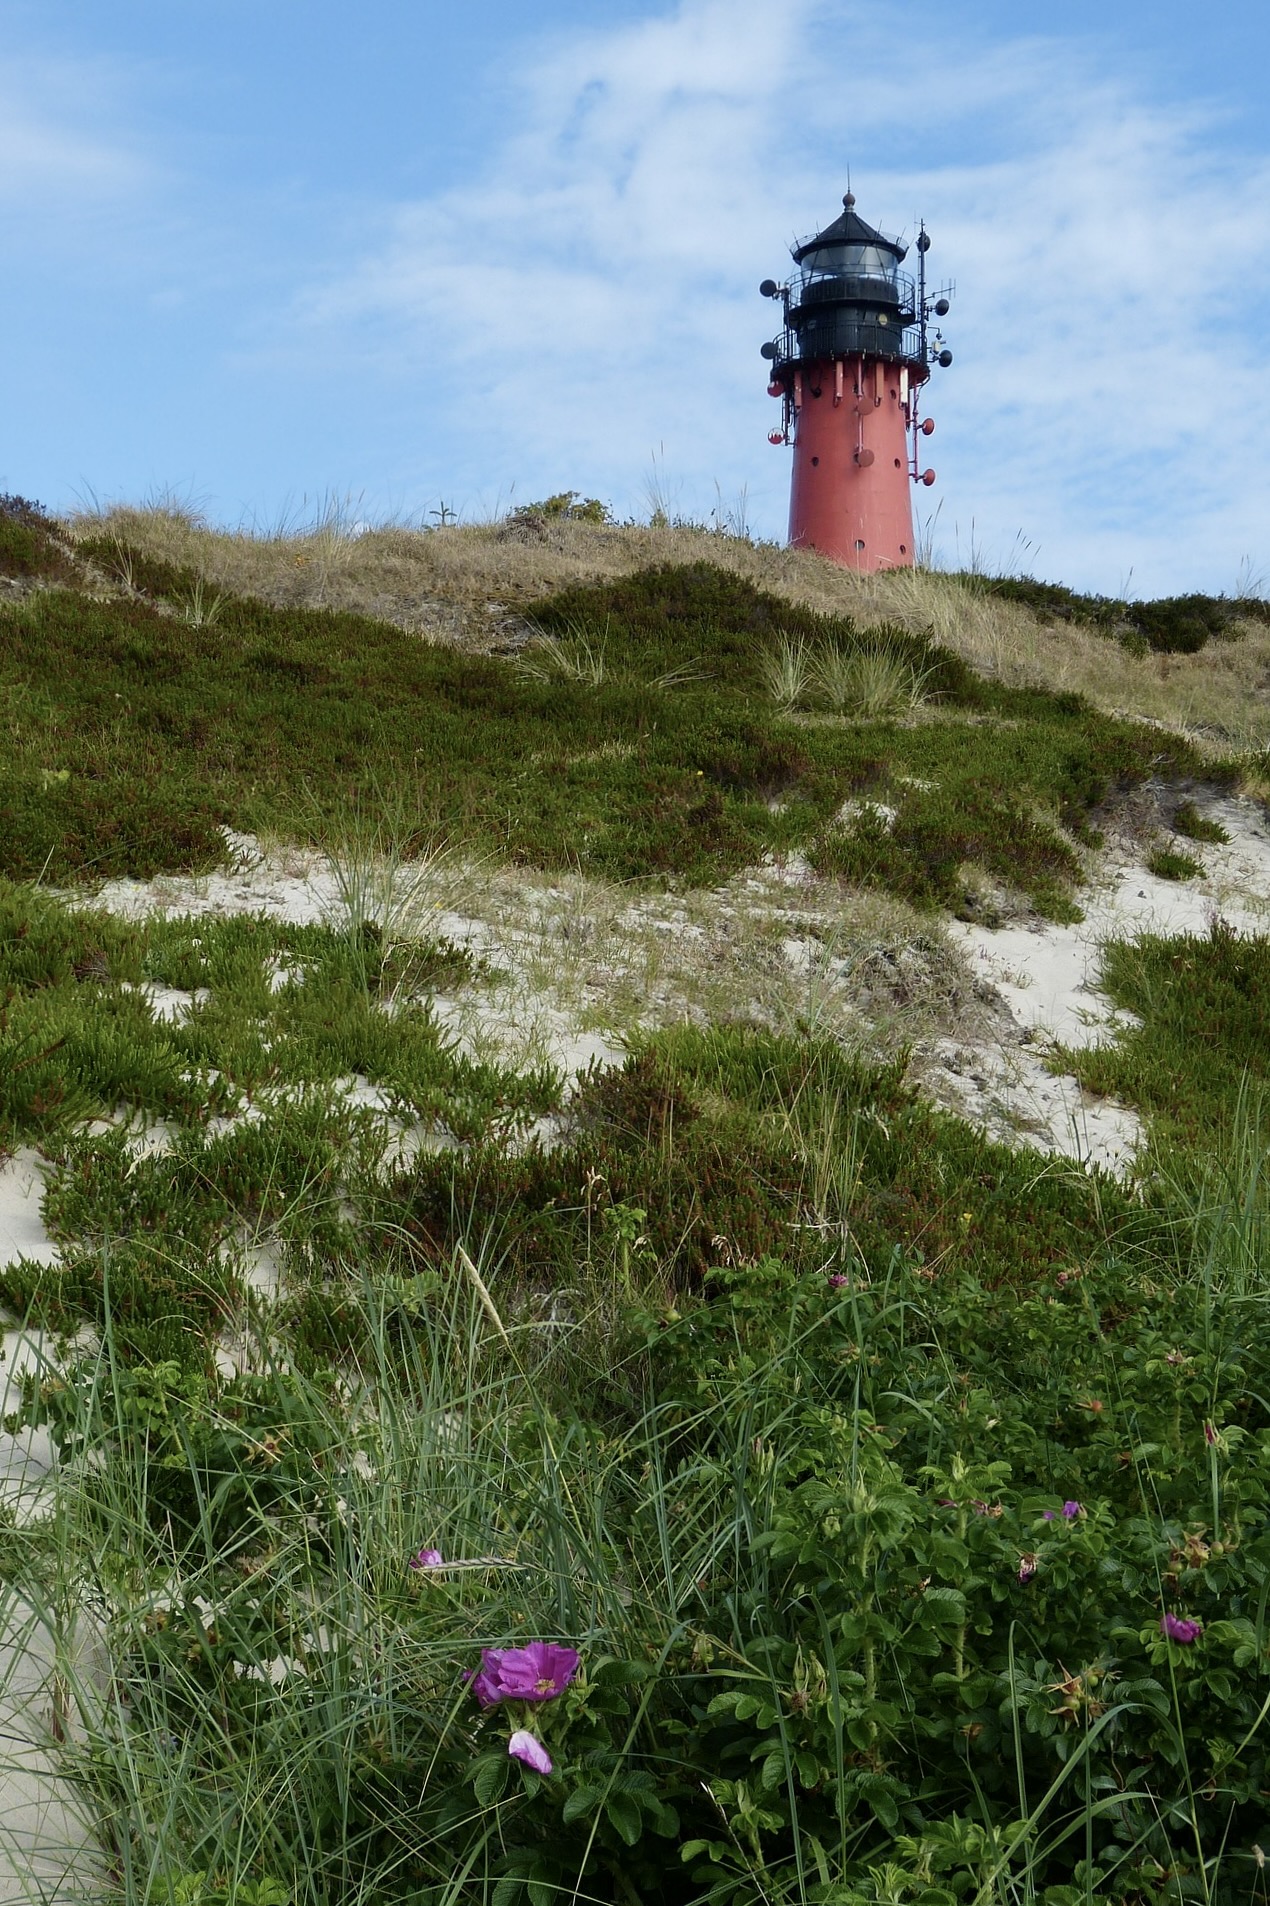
top-left (508, 1729), bottom-right (553, 1775)
top-left (827, 1273), bottom-right (848, 1289)
top-left (1160, 1613), bottom-right (1202, 1645)
top-left (468, 1643), bottom-right (580, 1709)
top-left (1062, 1501), bottom-right (1083, 1519)
top-left (409, 1547), bottom-right (444, 1571)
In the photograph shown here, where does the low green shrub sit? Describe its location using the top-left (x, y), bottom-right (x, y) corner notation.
top-left (0, 494), bottom-right (79, 584)
top-left (987, 574), bottom-right (1270, 654)
top-left (7, 1162), bottom-right (1267, 1905)
top-left (1173, 798), bottom-right (1229, 845)
top-left (0, 562), bottom-right (1228, 907)
top-left (1146, 844), bottom-right (1203, 881)
top-left (1064, 920), bottom-right (1270, 1156)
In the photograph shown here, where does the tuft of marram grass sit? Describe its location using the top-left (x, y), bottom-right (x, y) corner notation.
top-left (809, 634), bottom-right (932, 718)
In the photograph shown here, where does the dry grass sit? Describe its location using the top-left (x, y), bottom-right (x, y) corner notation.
top-left (417, 852), bottom-right (997, 1075)
top-left (64, 503), bottom-right (1270, 751)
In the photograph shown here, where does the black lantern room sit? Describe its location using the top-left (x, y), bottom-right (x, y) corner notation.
top-left (762, 192), bottom-right (926, 373)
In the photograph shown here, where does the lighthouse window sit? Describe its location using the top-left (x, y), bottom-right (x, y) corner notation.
top-left (811, 456), bottom-right (820, 466)
top-left (855, 539), bottom-right (866, 552)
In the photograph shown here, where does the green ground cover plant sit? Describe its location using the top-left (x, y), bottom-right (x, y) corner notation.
top-left (1172, 801), bottom-right (1229, 846)
top-left (1062, 919), bottom-right (1270, 1159)
top-left (0, 493), bottom-right (80, 586)
top-left (382, 1031), bottom-right (1136, 1308)
top-left (1144, 846), bottom-right (1203, 882)
top-left (0, 556), bottom-right (1224, 910)
top-left (0, 883), bottom-right (558, 1360)
top-left (5, 1106), bottom-right (1268, 1905)
top-left (983, 576), bottom-right (1270, 655)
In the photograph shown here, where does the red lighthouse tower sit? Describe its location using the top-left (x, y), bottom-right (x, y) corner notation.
top-left (761, 192), bottom-right (952, 572)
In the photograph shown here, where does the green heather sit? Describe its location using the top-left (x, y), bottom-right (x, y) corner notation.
top-left (3, 501), bottom-right (1270, 1906)
top-left (0, 541), bottom-right (1224, 907)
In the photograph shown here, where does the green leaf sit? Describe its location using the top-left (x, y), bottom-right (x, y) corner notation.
top-left (605, 1789), bottom-right (643, 1846)
top-left (473, 1752), bottom-right (512, 1808)
top-left (527, 1869), bottom-right (556, 1906)
top-left (562, 1784), bottom-right (602, 1826)
top-left (757, 1747), bottom-right (787, 1791)
top-left (593, 1656), bottom-right (654, 1686)
top-left (648, 1800), bottom-right (680, 1837)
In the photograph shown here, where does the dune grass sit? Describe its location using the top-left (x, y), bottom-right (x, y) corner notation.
top-left (56, 500), bottom-right (1270, 751)
top-left (6, 1067), bottom-right (1270, 1904)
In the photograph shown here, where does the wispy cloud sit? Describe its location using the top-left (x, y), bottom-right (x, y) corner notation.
top-left (272, 2), bottom-right (1270, 590)
top-left (0, 57), bottom-right (148, 206)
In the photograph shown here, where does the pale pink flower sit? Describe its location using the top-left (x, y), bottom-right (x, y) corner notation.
top-left (508, 1729), bottom-right (553, 1775)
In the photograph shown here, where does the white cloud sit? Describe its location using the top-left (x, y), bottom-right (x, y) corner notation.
top-left (289, 0), bottom-right (1270, 594)
top-left (0, 58), bottom-right (147, 205)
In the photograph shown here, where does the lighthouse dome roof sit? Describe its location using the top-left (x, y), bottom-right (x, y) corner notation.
top-left (792, 194), bottom-right (906, 265)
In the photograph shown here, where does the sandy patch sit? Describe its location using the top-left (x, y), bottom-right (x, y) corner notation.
top-left (63, 798), bottom-right (1270, 1186)
top-left (925, 793), bottom-right (1270, 1172)
top-left (0, 1152), bottom-right (59, 1271)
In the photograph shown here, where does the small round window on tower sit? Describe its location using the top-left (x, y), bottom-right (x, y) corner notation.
top-left (855, 539), bottom-right (866, 552)
top-left (811, 456), bottom-right (820, 466)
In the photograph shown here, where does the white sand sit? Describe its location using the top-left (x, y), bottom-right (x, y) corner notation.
top-left (933, 794), bottom-right (1270, 1172)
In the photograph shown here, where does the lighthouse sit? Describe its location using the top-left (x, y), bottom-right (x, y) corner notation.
top-left (760, 192), bottom-right (952, 572)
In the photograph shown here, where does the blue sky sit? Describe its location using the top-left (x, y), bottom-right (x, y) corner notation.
top-left (2, 0), bottom-right (1268, 595)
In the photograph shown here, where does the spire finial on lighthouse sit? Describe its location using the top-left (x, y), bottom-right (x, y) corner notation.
top-left (843, 191), bottom-right (856, 208)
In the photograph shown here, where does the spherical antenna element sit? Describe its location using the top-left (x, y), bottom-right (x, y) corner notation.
top-left (937, 348), bottom-right (953, 367)
top-left (934, 297), bottom-right (950, 316)
top-left (916, 230), bottom-right (931, 253)
top-left (759, 278), bottom-right (779, 298)
top-left (760, 341), bottom-right (779, 360)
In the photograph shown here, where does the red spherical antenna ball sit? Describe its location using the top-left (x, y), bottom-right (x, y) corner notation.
top-left (920, 417), bottom-right (935, 436)
top-left (920, 469), bottom-right (937, 486)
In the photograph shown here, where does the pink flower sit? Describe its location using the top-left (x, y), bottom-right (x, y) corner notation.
top-left (409, 1547), bottom-right (444, 1571)
top-left (508, 1729), bottom-right (553, 1775)
top-left (468, 1643), bottom-right (580, 1708)
top-left (1061, 1501), bottom-right (1083, 1519)
top-left (1160, 1613), bottom-right (1202, 1645)
top-left (468, 1671), bottom-right (502, 1709)
top-left (827, 1274), bottom-right (848, 1289)
top-left (1204, 1422), bottom-right (1219, 1447)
